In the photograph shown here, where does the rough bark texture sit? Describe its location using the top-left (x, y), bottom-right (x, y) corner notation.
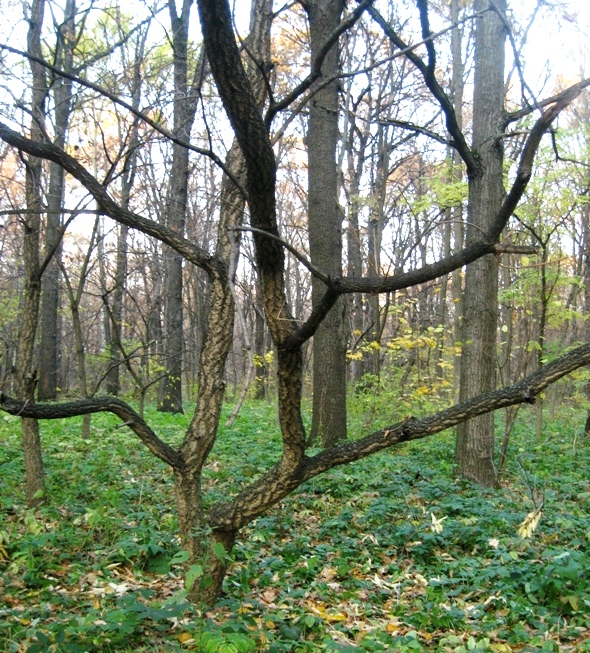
top-left (37, 0), bottom-right (76, 401)
top-left (306, 0), bottom-right (347, 448)
top-left (455, 0), bottom-right (507, 487)
top-left (17, 0), bottom-right (47, 505)
top-left (174, 0), bottom-right (272, 602)
top-left (158, 2), bottom-right (204, 413)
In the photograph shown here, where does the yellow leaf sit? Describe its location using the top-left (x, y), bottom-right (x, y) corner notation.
top-left (320, 566), bottom-right (337, 581)
top-left (430, 512), bottom-right (447, 534)
top-left (325, 612), bottom-right (347, 623)
top-left (93, 597), bottom-right (101, 609)
top-left (517, 508), bottom-right (542, 539)
top-left (177, 632), bottom-right (195, 645)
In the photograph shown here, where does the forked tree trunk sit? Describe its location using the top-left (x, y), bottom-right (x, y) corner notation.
top-left (172, 0), bottom-right (273, 602)
top-left (175, 471), bottom-right (236, 604)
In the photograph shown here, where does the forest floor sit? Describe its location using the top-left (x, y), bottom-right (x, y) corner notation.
top-left (1, 399), bottom-right (590, 652)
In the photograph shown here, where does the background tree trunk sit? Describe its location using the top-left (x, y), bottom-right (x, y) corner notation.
top-left (38, 0), bottom-right (76, 401)
top-left (306, 0), bottom-right (347, 448)
top-left (105, 32), bottom-right (146, 396)
top-left (159, 1), bottom-right (203, 413)
top-left (455, 0), bottom-right (507, 487)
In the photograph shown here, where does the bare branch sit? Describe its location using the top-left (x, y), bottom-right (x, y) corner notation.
top-left (0, 121), bottom-right (222, 276)
top-left (288, 88), bottom-right (580, 347)
top-left (369, 4), bottom-right (478, 175)
top-left (0, 393), bottom-right (182, 468)
top-left (0, 42), bottom-right (246, 196)
top-left (266, 0), bottom-right (373, 123)
top-left (506, 78), bottom-right (590, 124)
top-left (378, 118), bottom-right (452, 147)
top-left (231, 225), bottom-right (331, 284)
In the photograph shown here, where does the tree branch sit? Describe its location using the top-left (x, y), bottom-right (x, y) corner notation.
top-left (0, 121), bottom-right (222, 277)
top-left (368, 4), bottom-right (477, 176)
top-left (0, 42), bottom-right (246, 196)
top-left (208, 342), bottom-right (590, 530)
top-left (301, 343), bottom-right (590, 478)
top-left (0, 393), bottom-right (182, 468)
top-left (231, 226), bottom-right (331, 284)
top-left (490, 82), bottom-right (589, 241)
top-left (285, 78), bottom-right (588, 347)
top-left (266, 0), bottom-right (373, 123)
top-left (505, 78), bottom-right (590, 124)
top-left (378, 118), bottom-right (452, 147)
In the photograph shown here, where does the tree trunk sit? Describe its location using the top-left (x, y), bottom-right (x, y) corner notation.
top-left (253, 281), bottom-right (268, 400)
top-left (583, 176), bottom-right (590, 436)
top-left (366, 124), bottom-right (389, 381)
top-left (343, 81), bottom-right (369, 385)
top-left (38, 0), bottom-right (76, 401)
top-left (61, 219), bottom-right (99, 439)
top-left (105, 37), bottom-right (145, 396)
top-left (17, 0), bottom-right (47, 505)
top-left (306, 0), bottom-right (347, 448)
top-left (159, 2), bottom-right (204, 413)
top-left (455, 0), bottom-right (506, 487)
top-left (173, 0), bottom-right (273, 601)
top-left (450, 0), bottom-right (465, 402)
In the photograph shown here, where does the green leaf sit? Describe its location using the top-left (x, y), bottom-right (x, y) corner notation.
top-left (170, 550), bottom-right (190, 565)
top-left (184, 564), bottom-right (204, 591)
top-left (212, 541), bottom-right (227, 561)
top-left (219, 644), bottom-right (238, 653)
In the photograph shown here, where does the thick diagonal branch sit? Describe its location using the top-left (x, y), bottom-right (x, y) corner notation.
top-left (0, 122), bottom-right (221, 277)
top-left (208, 342), bottom-right (590, 530)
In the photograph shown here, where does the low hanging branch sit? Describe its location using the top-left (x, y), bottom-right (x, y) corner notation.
top-left (0, 393), bottom-right (181, 469)
top-left (207, 341), bottom-right (590, 530)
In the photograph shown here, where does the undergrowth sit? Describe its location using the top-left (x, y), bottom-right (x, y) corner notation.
top-left (1, 400), bottom-right (589, 652)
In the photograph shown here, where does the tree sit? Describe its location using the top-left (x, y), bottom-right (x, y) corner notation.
top-left (37, 0), bottom-right (77, 401)
top-left (15, 0), bottom-right (48, 506)
top-left (303, 0), bottom-right (347, 448)
top-left (455, 0), bottom-right (507, 487)
top-left (1, 0), bottom-right (589, 605)
top-left (158, 0), bottom-right (205, 413)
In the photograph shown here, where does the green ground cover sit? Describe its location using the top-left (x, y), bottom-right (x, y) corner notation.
top-left (1, 402), bottom-right (589, 652)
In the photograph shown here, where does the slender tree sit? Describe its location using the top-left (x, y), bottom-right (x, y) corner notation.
top-left (16, 0), bottom-right (47, 505)
top-left (158, 0), bottom-right (204, 413)
top-left (303, 0), bottom-right (347, 447)
top-left (455, 0), bottom-right (507, 487)
top-left (37, 0), bottom-right (77, 401)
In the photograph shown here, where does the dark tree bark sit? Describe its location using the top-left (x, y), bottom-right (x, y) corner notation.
top-left (17, 0), bottom-right (47, 505)
top-left (304, 0), bottom-right (348, 448)
top-left (38, 0), bottom-right (76, 401)
top-left (455, 0), bottom-right (507, 487)
top-left (158, 1), bottom-right (204, 413)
